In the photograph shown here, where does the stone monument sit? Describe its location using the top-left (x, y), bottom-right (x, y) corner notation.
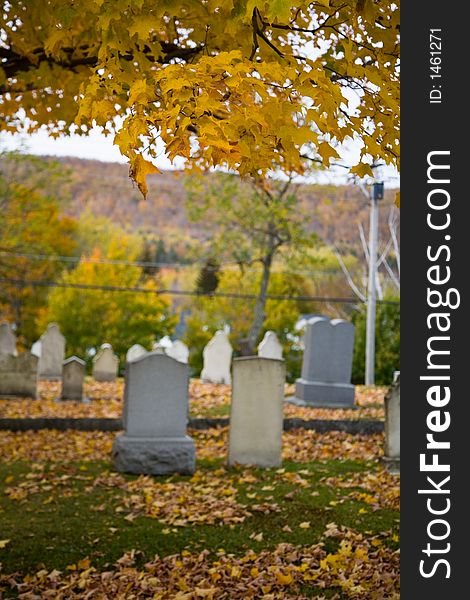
top-left (294, 317), bottom-right (355, 407)
top-left (228, 357), bottom-right (285, 468)
top-left (113, 352), bottom-right (196, 475)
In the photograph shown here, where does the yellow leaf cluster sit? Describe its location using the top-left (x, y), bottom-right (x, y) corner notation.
top-left (0, 0), bottom-right (399, 189)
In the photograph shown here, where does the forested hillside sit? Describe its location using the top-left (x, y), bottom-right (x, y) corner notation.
top-left (52, 157), bottom-right (398, 251)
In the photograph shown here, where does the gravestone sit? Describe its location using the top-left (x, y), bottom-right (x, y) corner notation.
top-left (151, 342), bottom-right (165, 354)
top-left (294, 317), bottom-right (355, 407)
top-left (257, 330), bottom-right (283, 360)
top-left (126, 344), bottom-right (147, 362)
top-left (154, 335), bottom-right (173, 350)
top-left (0, 322), bottom-right (17, 356)
top-left (38, 323), bottom-right (65, 379)
top-left (383, 375), bottom-right (400, 473)
top-left (0, 352), bottom-right (38, 399)
top-left (113, 352), bottom-right (195, 475)
top-left (92, 343), bottom-right (119, 381)
top-left (61, 356), bottom-right (86, 401)
top-left (201, 331), bottom-right (232, 384)
top-left (31, 340), bottom-right (41, 357)
top-left (166, 340), bottom-right (189, 364)
top-left (228, 357), bottom-right (285, 468)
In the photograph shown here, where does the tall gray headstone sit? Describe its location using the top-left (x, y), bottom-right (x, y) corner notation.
top-left (228, 357), bottom-right (285, 468)
top-left (38, 323), bottom-right (65, 380)
top-left (92, 343), bottom-right (119, 381)
top-left (0, 352), bottom-right (38, 399)
top-left (201, 330), bottom-right (232, 384)
top-left (257, 330), bottom-right (283, 360)
top-left (113, 352), bottom-right (195, 475)
top-left (61, 356), bottom-right (86, 401)
top-left (0, 322), bottom-right (17, 356)
top-left (294, 317), bottom-right (355, 407)
top-left (383, 375), bottom-right (400, 472)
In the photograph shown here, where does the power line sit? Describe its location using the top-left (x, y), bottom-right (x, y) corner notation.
top-left (0, 277), bottom-right (400, 305)
top-left (0, 251), bottom-right (354, 276)
top-left (0, 251), bottom-right (197, 270)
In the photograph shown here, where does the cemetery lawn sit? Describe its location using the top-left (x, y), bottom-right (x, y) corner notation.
top-left (0, 437), bottom-right (399, 598)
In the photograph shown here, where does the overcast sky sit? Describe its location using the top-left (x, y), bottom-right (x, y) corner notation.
top-left (0, 127), bottom-right (399, 186)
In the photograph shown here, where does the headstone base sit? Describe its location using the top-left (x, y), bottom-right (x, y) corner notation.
top-left (93, 372), bottom-right (116, 382)
top-left (381, 456), bottom-right (400, 474)
top-left (228, 452), bottom-right (281, 469)
top-left (112, 435), bottom-right (196, 475)
top-left (293, 379), bottom-right (355, 408)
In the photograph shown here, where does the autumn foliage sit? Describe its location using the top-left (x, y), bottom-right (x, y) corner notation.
top-left (1, 1), bottom-right (399, 192)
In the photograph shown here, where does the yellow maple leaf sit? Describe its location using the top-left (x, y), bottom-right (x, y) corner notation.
top-left (276, 570), bottom-right (293, 585)
top-left (317, 142), bottom-right (340, 165)
top-left (351, 162), bottom-right (374, 179)
top-left (128, 80), bottom-right (150, 106)
top-left (129, 155), bottom-right (159, 198)
top-left (77, 557), bottom-right (91, 570)
top-left (0, 539), bottom-right (10, 549)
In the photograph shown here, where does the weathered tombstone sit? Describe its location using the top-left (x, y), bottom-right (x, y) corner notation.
top-left (113, 352), bottom-right (195, 475)
top-left (383, 375), bottom-right (400, 473)
top-left (155, 335), bottom-right (173, 350)
top-left (31, 340), bottom-right (42, 357)
top-left (257, 330), bottom-right (283, 360)
top-left (228, 357), bottom-right (285, 468)
top-left (0, 322), bottom-right (17, 356)
top-left (151, 342), bottom-right (165, 354)
top-left (92, 343), bottom-right (119, 381)
top-left (294, 317), bottom-right (355, 407)
top-left (126, 344), bottom-right (147, 362)
top-left (38, 323), bottom-right (65, 379)
top-left (0, 352), bottom-right (38, 399)
top-left (61, 356), bottom-right (86, 401)
top-left (201, 331), bottom-right (232, 384)
top-left (166, 340), bottom-right (189, 364)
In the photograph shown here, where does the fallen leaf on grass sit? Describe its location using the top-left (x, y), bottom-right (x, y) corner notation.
top-left (93, 470), bottom-right (279, 528)
top-left (0, 534), bottom-right (399, 599)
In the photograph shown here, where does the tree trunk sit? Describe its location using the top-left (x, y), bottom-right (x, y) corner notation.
top-left (241, 254), bottom-right (273, 356)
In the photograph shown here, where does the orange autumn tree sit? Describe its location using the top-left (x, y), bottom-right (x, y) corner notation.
top-left (0, 153), bottom-right (77, 344)
top-left (0, 1), bottom-right (399, 192)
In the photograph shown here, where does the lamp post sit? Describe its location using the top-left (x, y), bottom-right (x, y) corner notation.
top-left (365, 181), bottom-right (384, 385)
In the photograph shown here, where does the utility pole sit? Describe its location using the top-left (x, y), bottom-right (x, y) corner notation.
top-left (365, 180), bottom-right (384, 385)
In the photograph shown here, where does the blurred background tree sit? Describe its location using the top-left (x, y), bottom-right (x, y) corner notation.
top-left (41, 229), bottom-right (176, 368)
top-left (186, 174), bottom-right (320, 355)
top-left (0, 152), bottom-right (78, 345)
top-left (351, 299), bottom-right (400, 386)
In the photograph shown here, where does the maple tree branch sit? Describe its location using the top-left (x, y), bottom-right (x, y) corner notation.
top-left (261, 5), bottom-right (349, 35)
top-left (0, 42), bottom-right (205, 93)
top-left (250, 7), bottom-right (285, 60)
top-left (249, 9), bottom-right (260, 61)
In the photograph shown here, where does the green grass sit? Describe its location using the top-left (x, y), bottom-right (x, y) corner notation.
top-left (0, 459), bottom-right (398, 580)
top-left (189, 403), bottom-right (231, 418)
